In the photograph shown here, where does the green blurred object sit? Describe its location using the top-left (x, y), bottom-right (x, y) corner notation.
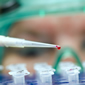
top-left (0, 0), bottom-right (85, 64)
top-left (53, 47), bottom-right (84, 72)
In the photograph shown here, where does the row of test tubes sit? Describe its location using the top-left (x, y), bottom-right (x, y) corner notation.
top-left (1, 62), bottom-right (85, 85)
top-left (6, 63), bottom-right (55, 85)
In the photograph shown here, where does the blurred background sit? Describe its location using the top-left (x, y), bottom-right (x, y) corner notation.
top-left (0, 0), bottom-right (85, 74)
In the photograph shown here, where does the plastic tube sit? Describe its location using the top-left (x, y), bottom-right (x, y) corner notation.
top-left (66, 69), bottom-right (80, 85)
top-left (9, 69), bottom-right (30, 84)
top-left (34, 63), bottom-right (55, 85)
top-left (0, 65), bottom-right (3, 71)
top-left (6, 63), bottom-right (26, 71)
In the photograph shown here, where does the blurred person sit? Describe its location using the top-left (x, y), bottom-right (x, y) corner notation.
top-left (0, 0), bottom-right (85, 74)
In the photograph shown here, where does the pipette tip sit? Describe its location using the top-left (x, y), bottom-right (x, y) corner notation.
top-left (56, 45), bottom-right (61, 50)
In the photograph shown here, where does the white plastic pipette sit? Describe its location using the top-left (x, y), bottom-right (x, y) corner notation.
top-left (0, 35), bottom-right (61, 49)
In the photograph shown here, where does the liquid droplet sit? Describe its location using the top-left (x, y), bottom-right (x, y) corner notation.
top-left (56, 46), bottom-right (61, 50)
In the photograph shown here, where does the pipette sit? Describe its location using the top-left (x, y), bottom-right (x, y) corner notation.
top-left (0, 35), bottom-right (61, 50)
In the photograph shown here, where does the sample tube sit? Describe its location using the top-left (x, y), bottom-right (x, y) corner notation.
top-left (6, 63), bottom-right (26, 71)
top-left (40, 71), bottom-right (54, 85)
top-left (67, 69), bottom-right (80, 85)
top-left (0, 65), bottom-right (3, 71)
top-left (34, 63), bottom-right (55, 85)
top-left (9, 70), bottom-right (30, 85)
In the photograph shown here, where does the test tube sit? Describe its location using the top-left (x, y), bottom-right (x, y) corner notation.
top-left (59, 62), bottom-right (75, 78)
top-left (40, 70), bottom-right (54, 85)
top-left (6, 63), bottom-right (26, 71)
top-left (34, 63), bottom-right (55, 85)
top-left (0, 65), bottom-right (3, 71)
top-left (59, 62), bottom-right (74, 67)
top-left (34, 63), bottom-right (48, 79)
top-left (66, 68), bottom-right (80, 85)
top-left (82, 62), bottom-right (85, 72)
top-left (60, 64), bottom-right (81, 83)
top-left (9, 69), bottom-right (30, 85)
